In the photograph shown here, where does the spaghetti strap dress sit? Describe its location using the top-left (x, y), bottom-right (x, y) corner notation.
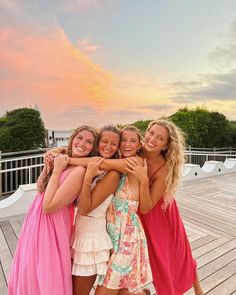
top-left (138, 165), bottom-right (196, 295)
top-left (71, 172), bottom-right (113, 277)
top-left (8, 169), bottom-right (75, 295)
top-left (101, 174), bottom-right (153, 292)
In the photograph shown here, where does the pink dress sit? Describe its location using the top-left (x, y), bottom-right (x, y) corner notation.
top-left (8, 170), bottom-right (75, 295)
top-left (139, 167), bottom-right (196, 295)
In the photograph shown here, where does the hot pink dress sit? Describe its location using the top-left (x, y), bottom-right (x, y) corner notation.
top-left (139, 167), bottom-right (196, 295)
top-left (8, 170), bottom-right (75, 295)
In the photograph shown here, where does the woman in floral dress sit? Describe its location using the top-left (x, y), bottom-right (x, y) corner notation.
top-left (95, 126), bottom-right (152, 295)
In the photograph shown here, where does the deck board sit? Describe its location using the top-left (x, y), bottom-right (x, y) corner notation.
top-left (0, 172), bottom-right (235, 295)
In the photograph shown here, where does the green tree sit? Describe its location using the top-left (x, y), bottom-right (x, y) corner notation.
top-left (132, 120), bottom-right (151, 135)
top-left (0, 108), bottom-right (47, 152)
top-left (229, 121), bottom-right (236, 147)
top-left (170, 107), bottom-right (232, 148)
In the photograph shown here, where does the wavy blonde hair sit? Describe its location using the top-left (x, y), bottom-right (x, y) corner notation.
top-left (147, 119), bottom-right (185, 205)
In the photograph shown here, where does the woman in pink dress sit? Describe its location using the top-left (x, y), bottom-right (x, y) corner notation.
top-left (8, 125), bottom-right (98, 295)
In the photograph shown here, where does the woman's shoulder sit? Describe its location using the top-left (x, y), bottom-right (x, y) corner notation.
top-left (149, 159), bottom-right (167, 180)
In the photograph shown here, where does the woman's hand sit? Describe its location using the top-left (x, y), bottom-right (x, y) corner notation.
top-left (44, 151), bottom-right (57, 173)
top-left (84, 157), bottom-right (104, 183)
top-left (125, 157), bottom-right (148, 183)
top-left (44, 148), bottom-right (67, 173)
top-left (53, 154), bottom-right (69, 174)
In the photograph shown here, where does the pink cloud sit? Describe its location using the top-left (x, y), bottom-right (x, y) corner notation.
top-left (0, 24), bottom-right (113, 119)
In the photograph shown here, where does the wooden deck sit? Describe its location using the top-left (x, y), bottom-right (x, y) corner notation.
top-left (0, 172), bottom-right (236, 295)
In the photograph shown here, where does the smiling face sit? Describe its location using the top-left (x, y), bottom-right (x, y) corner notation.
top-left (144, 123), bottom-right (169, 153)
top-left (119, 130), bottom-right (142, 158)
top-left (98, 130), bottom-right (120, 159)
top-left (71, 129), bottom-right (96, 157)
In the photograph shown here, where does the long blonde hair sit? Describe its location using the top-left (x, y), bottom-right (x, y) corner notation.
top-left (147, 119), bottom-right (185, 205)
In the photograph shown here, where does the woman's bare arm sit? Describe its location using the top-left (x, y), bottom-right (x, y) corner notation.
top-left (69, 156), bottom-right (127, 172)
top-left (78, 170), bottom-right (120, 215)
top-left (125, 158), bottom-right (167, 213)
top-left (43, 155), bottom-right (86, 213)
top-left (139, 169), bottom-right (167, 213)
top-left (69, 157), bottom-right (91, 167)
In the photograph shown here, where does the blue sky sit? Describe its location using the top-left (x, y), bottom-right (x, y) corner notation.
top-left (1, 0), bottom-right (236, 129)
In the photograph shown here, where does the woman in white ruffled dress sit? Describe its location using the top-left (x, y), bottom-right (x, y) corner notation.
top-left (71, 125), bottom-right (121, 295)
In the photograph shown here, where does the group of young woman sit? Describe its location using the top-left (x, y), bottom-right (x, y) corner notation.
top-left (8, 119), bottom-right (204, 295)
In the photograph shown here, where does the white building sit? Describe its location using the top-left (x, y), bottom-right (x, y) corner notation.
top-left (47, 129), bottom-right (73, 147)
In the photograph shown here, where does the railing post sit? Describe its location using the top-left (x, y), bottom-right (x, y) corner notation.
top-left (28, 167), bottom-right (31, 184)
top-left (0, 151), bottom-right (2, 199)
top-left (189, 146), bottom-right (192, 164)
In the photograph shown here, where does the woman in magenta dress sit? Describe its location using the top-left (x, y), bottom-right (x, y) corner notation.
top-left (125, 119), bottom-right (203, 295)
top-left (8, 125), bottom-right (98, 295)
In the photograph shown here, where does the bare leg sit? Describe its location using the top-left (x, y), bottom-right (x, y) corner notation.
top-left (95, 285), bottom-right (119, 295)
top-left (193, 272), bottom-right (204, 295)
top-left (73, 275), bottom-right (97, 295)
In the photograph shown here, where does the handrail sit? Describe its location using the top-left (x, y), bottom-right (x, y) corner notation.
top-left (0, 155), bottom-right (43, 163)
top-left (0, 164), bottom-right (44, 184)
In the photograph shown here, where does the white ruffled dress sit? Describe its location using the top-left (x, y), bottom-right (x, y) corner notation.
top-left (71, 173), bottom-right (113, 276)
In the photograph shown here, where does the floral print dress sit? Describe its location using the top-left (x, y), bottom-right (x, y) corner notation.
top-left (100, 174), bottom-right (153, 292)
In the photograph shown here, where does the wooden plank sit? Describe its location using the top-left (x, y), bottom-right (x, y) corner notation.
top-left (0, 221), bottom-right (18, 256)
top-left (178, 185), bottom-right (236, 209)
top-left (178, 198), bottom-right (236, 225)
top-left (178, 199), bottom-right (236, 230)
top-left (183, 220), bottom-right (221, 238)
top-left (201, 261), bottom-right (236, 294)
top-left (190, 235), bottom-right (217, 250)
top-left (180, 208), bottom-right (235, 239)
top-left (179, 206), bottom-right (236, 237)
top-left (0, 262), bottom-right (7, 295)
top-left (198, 248), bottom-right (236, 280)
top-left (197, 239), bottom-right (236, 268)
top-left (0, 226), bottom-right (12, 286)
top-left (9, 220), bottom-right (22, 239)
top-left (184, 223), bottom-right (207, 237)
top-left (192, 237), bottom-right (229, 258)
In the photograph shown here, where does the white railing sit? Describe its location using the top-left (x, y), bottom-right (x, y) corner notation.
top-left (0, 154), bottom-right (44, 197)
top-left (0, 149), bottom-right (236, 198)
top-left (184, 151), bottom-right (236, 166)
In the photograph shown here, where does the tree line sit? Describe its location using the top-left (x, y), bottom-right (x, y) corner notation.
top-left (132, 107), bottom-right (236, 148)
top-left (0, 106), bottom-right (235, 153)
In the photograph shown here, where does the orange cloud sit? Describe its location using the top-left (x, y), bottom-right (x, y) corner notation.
top-left (0, 25), bottom-right (113, 114)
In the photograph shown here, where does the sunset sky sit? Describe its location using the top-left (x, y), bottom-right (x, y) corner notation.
top-left (1, 0), bottom-right (236, 129)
